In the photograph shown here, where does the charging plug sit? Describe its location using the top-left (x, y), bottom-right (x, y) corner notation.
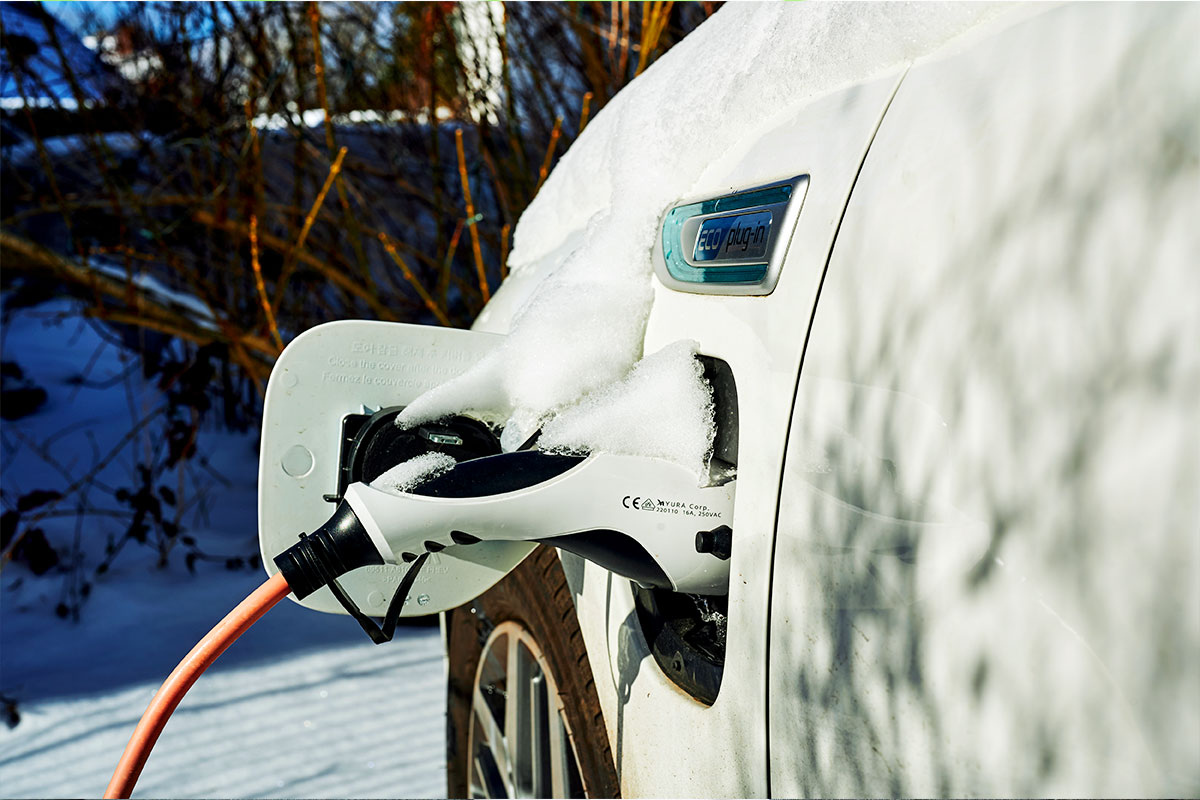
top-left (273, 501), bottom-right (384, 600)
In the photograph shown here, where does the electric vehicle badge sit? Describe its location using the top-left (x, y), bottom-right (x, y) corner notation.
top-left (655, 175), bottom-right (808, 296)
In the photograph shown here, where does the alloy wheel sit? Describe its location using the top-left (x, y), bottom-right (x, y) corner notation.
top-left (468, 620), bottom-right (586, 798)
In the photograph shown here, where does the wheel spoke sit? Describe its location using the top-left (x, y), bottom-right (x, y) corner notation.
top-left (473, 683), bottom-right (516, 797)
top-left (472, 724), bottom-right (511, 799)
top-left (531, 671), bottom-right (549, 797)
top-left (548, 699), bottom-right (570, 798)
top-left (468, 621), bottom-right (585, 799)
top-left (506, 631), bottom-right (525, 796)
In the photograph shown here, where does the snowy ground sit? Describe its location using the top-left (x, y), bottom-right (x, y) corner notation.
top-left (0, 300), bottom-right (447, 798)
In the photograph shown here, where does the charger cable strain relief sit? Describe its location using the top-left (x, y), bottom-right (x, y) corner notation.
top-left (273, 500), bottom-right (385, 599)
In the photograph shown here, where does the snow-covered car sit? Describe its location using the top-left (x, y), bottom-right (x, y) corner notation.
top-left (437, 4), bottom-right (1200, 797)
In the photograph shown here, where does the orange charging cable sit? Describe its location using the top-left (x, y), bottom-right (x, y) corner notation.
top-left (104, 572), bottom-right (291, 799)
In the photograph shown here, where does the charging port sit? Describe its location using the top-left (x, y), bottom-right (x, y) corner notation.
top-left (324, 408), bottom-right (502, 503)
top-left (633, 354), bottom-right (737, 705)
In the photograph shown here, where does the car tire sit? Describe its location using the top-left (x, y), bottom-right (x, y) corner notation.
top-left (445, 545), bottom-right (620, 798)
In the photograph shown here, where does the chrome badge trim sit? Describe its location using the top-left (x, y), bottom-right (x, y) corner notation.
top-left (654, 175), bottom-right (808, 296)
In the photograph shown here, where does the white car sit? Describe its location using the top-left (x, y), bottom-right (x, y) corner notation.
top-left (438, 3), bottom-right (1199, 797)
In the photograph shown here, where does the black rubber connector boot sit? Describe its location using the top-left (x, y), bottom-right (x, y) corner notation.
top-left (273, 500), bottom-right (383, 599)
top-left (694, 525), bottom-right (733, 561)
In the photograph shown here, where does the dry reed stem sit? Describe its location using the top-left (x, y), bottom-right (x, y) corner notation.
top-left (579, 91), bottom-right (594, 133)
top-left (226, 336), bottom-right (268, 396)
top-left (243, 101), bottom-right (281, 352)
top-left (283, 140), bottom-right (455, 310)
top-left (480, 146), bottom-right (514, 226)
top-left (636, 1), bottom-right (674, 76)
top-left (307, 3), bottom-right (337, 172)
top-left (249, 215), bottom-right (284, 353)
top-left (2, 195), bottom-right (217, 227)
top-left (296, 147), bottom-right (346, 253)
top-left (90, 308), bottom-right (277, 363)
top-left (444, 217), bottom-right (466, 272)
top-left (455, 128), bottom-right (490, 303)
top-left (534, 115), bottom-right (564, 196)
top-left (37, 15), bottom-right (130, 269)
top-left (273, 146), bottom-right (348, 314)
top-left (191, 210), bottom-right (399, 322)
top-left (291, 143), bottom-right (348, 255)
top-left (9, 70), bottom-right (77, 250)
top-left (609, 2), bottom-right (619, 64)
top-left (244, 98), bottom-right (259, 156)
top-left (0, 232), bottom-right (281, 363)
top-left (500, 223), bottom-right (511, 281)
top-left (376, 231), bottom-right (452, 327)
top-left (353, 221), bottom-right (444, 279)
top-left (618, 2), bottom-right (631, 80)
top-left (307, 1), bottom-right (369, 277)
top-left (436, 215), bottom-right (465, 318)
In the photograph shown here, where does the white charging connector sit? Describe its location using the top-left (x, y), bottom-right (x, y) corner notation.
top-left (274, 449), bottom-right (735, 605)
top-left (347, 450), bottom-right (735, 594)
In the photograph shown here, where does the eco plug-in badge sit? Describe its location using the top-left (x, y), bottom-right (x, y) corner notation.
top-left (656, 175), bottom-right (808, 296)
top-left (693, 211), bottom-right (773, 262)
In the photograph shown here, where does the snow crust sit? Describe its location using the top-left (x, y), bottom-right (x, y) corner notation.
top-left (538, 341), bottom-right (714, 479)
top-left (370, 452), bottom-right (457, 495)
top-left (0, 303), bottom-right (446, 797)
top-left (397, 3), bottom-right (1006, 474)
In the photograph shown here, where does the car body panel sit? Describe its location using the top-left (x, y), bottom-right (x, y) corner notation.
top-left (768, 3), bottom-right (1200, 795)
top-left (565, 71), bottom-right (905, 797)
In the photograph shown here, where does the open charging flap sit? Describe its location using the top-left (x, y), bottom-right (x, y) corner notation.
top-left (258, 320), bottom-right (531, 617)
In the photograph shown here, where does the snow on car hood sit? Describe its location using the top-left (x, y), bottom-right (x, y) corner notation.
top-left (397, 2), bottom-right (1012, 476)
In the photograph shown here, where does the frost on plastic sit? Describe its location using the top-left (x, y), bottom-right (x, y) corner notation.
top-left (396, 3), bottom-right (1007, 476)
top-left (369, 452), bottom-right (457, 495)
